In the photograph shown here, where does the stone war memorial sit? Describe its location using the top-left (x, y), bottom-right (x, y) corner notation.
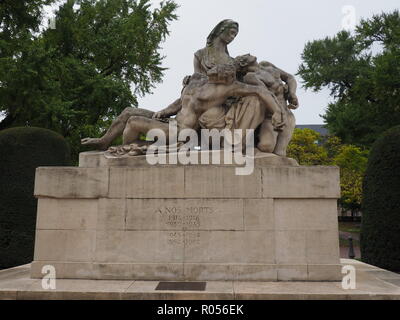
top-left (4, 18), bottom-right (400, 301)
top-left (31, 19), bottom-right (342, 283)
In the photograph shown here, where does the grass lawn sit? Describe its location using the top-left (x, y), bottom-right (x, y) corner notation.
top-left (339, 222), bottom-right (361, 234)
top-left (339, 222), bottom-right (361, 250)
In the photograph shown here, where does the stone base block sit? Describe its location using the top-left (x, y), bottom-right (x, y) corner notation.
top-left (30, 262), bottom-right (342, 281)
top-left (31, 153), bottom-right (341, 281)
top-left (3, 260), bottom-right (400, 300)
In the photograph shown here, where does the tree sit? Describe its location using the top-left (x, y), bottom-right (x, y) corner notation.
top-left (323, 135), bottom-right (342, 158)
top-left (333, 145), bottom-right (368, 216)
top-left (0, 0), bottom-right (178, 159)
top-left (0, 0), bottom-right (57, 127)
top-left (298, 10), bottom-right (400, 148)
top-left (287, 128), bottom-right (330, 165)
top-left (361, 126), bottom-right (400, 271)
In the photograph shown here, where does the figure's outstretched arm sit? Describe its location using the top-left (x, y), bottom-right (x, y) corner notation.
top-left (153, 98), bottom-right (182, 119)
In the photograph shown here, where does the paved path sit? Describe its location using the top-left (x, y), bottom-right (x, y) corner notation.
top-left (339, 231), bottom-right (360, 241)
top-left (340, 246), bottom-right (361, 259)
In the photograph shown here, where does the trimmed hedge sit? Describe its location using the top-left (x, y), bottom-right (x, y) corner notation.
top-left (361, 126), bottom-right (400, 272)
top-left (0, 127), bottom-right (70, 269)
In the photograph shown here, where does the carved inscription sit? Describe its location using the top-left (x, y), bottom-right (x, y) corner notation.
top-left (167, 231), bottom-right (201, 246)
top-left (159, 205), bottom-right (214, 246)
top-left (157, 206), bottom-right (214, 229)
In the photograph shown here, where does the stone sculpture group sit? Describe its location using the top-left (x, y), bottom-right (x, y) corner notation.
top-left (81, 19), bottom-right (299, 157)
top-left (31, 20), bottom-right (342, 282)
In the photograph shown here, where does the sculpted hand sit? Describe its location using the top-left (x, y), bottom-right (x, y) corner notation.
top-left (288, 94), bottom-right (299, 110)
top-left (152, 111), bottom-right (165, 119)
top-left (272, 112), bottom-right (286, 131)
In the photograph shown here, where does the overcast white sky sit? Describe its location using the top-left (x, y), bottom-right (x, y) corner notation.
top-left (43, 0), bottom-right (399, 124)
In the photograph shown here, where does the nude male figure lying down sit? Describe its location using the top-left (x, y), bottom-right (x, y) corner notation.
top-left (117, 64), bottom-right (285, 155)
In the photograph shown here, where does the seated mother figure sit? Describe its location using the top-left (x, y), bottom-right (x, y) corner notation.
top-left (191, 19), bottom-right (268, 148)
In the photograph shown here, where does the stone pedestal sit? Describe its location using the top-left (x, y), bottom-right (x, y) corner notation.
top-left (31, 151), bottom-right (341, 281)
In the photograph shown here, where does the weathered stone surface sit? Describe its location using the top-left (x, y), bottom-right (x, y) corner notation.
top-left (274, 199), bottom-right (338, 230)
top-left (183, 264), bottom-right (277, 281)
top-left (243, 199), bottom-right (274, 230)
top-left (79, 151), bottom-right (106, 168)
top-left (308, 264), bottom-right (342, 281)
top-left (262, 166), bottom-right (340, 198)
top-left (36, 198), bottom-right (98, 230)
top-left (109, 167), bottom-right (185, 198)
top-left (275, 230), bottom-right (307, 264)
top-left (277, 265), bottom-right (308, 281)
top-left (183, 231), bottom-right (275, 264)
top-left (95, 231), bottom-right (184, 263)
top-left (93, 263), bottom-right (184, 281)
top-left (184, 166), bottom-right (262, 198)
top-left (252, 152), bottom-right (298, 167)
top-left (306, 230), bottom-right (340, 264)
top-left (183, 263), bottom-right (236, 281)
top-left (34, 167), bottom-right (109, 198)
top-left (97, 198), bottom-right (125, 230)
top-left (33, 230), bottom-right (96, 262)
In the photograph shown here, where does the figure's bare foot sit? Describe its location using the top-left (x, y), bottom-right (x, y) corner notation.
top-left (81, 137), bottom-right (109, 151)
top-left (128, 149), bottom-right (143, 156)
top-left (106, 144), bottom-right (146, 157)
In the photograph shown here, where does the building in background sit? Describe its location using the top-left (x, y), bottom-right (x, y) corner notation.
top-left (296, 124), bottom-right (329, 136)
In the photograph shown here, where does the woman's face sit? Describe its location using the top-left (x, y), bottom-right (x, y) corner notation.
top-left (220, 27), bottom-right (238, 44)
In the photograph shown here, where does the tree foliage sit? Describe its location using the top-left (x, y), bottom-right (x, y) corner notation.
top-left (288, 128), bottom-right (368, 214)
top-left (287, 128), bottom-right (329, 165)
top-left (0, 0), bottom-right (178, 159)
top-left (334, 145), bottom-right (368, 215)
top-left (361, 126), bottom-right (400, 271)
top-left (298, 10), bottom-right (400, 148)
top-left (0, 0), bottom-right (55, 44)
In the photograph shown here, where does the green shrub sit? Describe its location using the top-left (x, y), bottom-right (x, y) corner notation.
top-left (361, 126), bottom-right (400, 271)
top-left (0, 127), bottom-right (70, 269)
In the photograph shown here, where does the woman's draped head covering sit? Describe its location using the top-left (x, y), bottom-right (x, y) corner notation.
top-left (206, 19), bottom-right (239, 47)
